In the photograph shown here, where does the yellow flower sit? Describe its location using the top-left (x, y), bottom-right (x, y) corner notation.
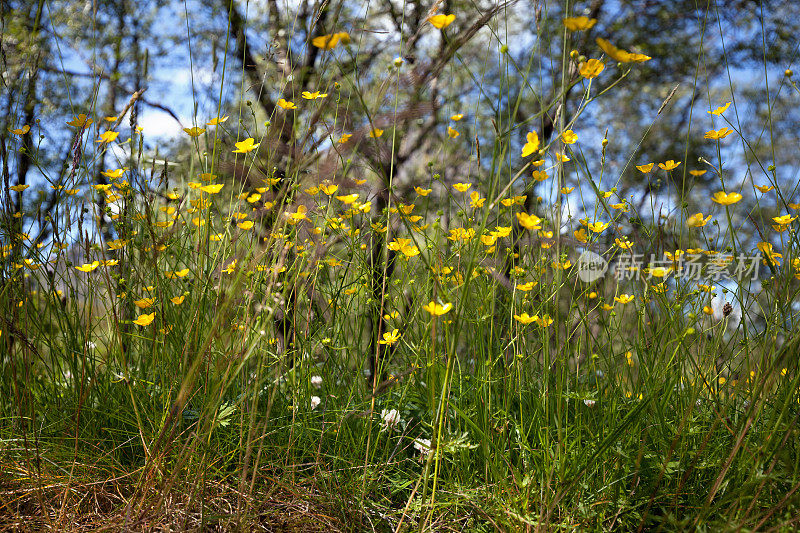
top-left (516, 212), bottom-right (542, 231)
top-left (369, 128), bottom-right (384, 138)
top-left (534, 314), bottom-right (554, 327)
top-left (521, 131), bottom-right (540, 157)
top-left (531, 170), bottom-right (549, 182)
top-left (755, 184), bottom-right (774, 193)
top-left (277, 98), bottom-right (297, 110)
top-left (237, 220), bottom-right (254, 230)
top-left (561, 130), bottom-right (578, 144)
top-left (453, 182), bottom-right (472, 192)
top-left (171, 295), bottom-right (186, 305)
top-left (758, 241), bottom-right (782, 266)
top-left (67, 114), bottom-right (93, 128)
top-left (552, 260), bottom-right (572, 270)
top-left (206, 116), bottom-right (229, 125)
top-left (711, 191), bottom-right (742, 205)
top-left (450, 113), bottom-right (464, 121)
top-left (183, 126), bottom-right (206, 137)
top-left (687, 213), bottom-right (712, 227)
top-left (587, 221), bottom-right (609, 233)
top-left (563, 16), bottom-right (597, 31)
top-left (574, 228), bottom-right (588, 243)
top-left (134, 297), bottom-right (155, 309)
top-left (514, 313), bottom-right (536, 324)
top-left (311, 32), bottom-right (350, 50)
top-left (415, 186), bottom-right (432, 196)
top-left (773, 214), bottom-right (796, 225)
top-left (133, 312), bottom-right (156, 326)
top-left (469, 191), bottom-right (485, 208)
top-left (615, 237), bottom-right (632, 249)
top-left (708, 102), bottom-right (731, 115)
top-left (101, 168), bottom-right (127, 179)
top-left (75, 261), bottom-right (100, 272)
top-left (704, 127), bottom-right (734, 140)
top-left (336, 193), bottom-right (359, 204)
top-left (596, 38), bottom-right (651, 63)
top-left (614, 294), bottom-right (634, 304)
top-left (10, 184), bottom-right (29, 192)
top-left (658, 160), bottom-right (681, 171)
top-left (378, 329), bottom-right (401, 345)
top-left (200, 183), bottom-right (224, 194)
top-left (648, 266), bottom-right (670, 278)
top-left (689, 170), bottom-right (707, 176)
top-left (96, 130), bottom-right (119, 143)
top-left (301, 90), bottom-right (328, 100)
top-left (338, 133), bottom-right (352, 143)
top-left (579, 59), bottom-right (605, 79)
top-left (636, 163), bottom-right (654, 173)
top-left (320, 183), bottom-right (339, 195)
top-left (9, 125), bottom-right (30, 135)
top-left (287, 205), bottom-right (309, 223)
top-left (428, 14), bottom-right (455, 29)
top-left (222, 260), bottom-right (237, 274)
top-left (447, 126), bottom-right (460, 138)
top-left (516, 282), bottom-right (537, 292)
top-left (233, 138), bottom-right (260, 153)
top-left (423, 301), bottom-right (453, 316)
top-left (493, 226), bottom-right (512, 238)
top-left (561, 187), bottom-right (575, 194)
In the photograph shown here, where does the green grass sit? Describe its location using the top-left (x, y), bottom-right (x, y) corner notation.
top-left (2, 4), bottom-right (800, 531)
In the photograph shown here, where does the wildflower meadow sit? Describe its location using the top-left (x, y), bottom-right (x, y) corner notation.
top-left (2, 0), bottom-right (800, 530)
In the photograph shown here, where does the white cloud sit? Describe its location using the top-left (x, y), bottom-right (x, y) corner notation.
top-left (138, 110), bottom-right (185, 139)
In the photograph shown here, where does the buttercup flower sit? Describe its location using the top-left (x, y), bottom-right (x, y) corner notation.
top-left (428, 14), bottom-right (455, 29)
top-left (423, 301), bottom-right (452, 316)
top-left (311, 32), bottom-right (350, 50)
top-left (687, 213), bottom-right (712, 227)
top-left (563, 16), bottom-right (597, 31)
top-left (379, 329), bottom-right (401, 345)
top-left (580, 59), bottom-right (605, 79)
top-left (233, 138), bottom-right (260, 153)
top-left (133, 312), bottom-right (155, 326)
top-left (596, 38), bottom-right (651, 63)
top-left (712, 191), bottom-right (742, 205)
top-left (522, 131), bottom-right (540, 157)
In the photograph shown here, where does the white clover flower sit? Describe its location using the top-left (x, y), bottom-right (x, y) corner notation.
top-left (583, 399), bottom-right (596, 407)
top-left (380, 408), bottom-right (401, 431)
top-left (413, 438), bottom-right (432, 458)
top-left (310, 375), bottom-right (323, 389)
top-left (310, 396), bottom-right (321, 410)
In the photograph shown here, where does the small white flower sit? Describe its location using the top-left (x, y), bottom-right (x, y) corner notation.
top-left (380, 409), bottom-right (401, 431)
top-left (310, 396), bottom-right (321, 410)
top-left (87, 341), bottom-right (97, 350)
top-left (583, 399), bottom-right (596, 408)
top-left (310, 375), bottom-right (323, 389)
top-left (413, 438), bottom-right (432, 458)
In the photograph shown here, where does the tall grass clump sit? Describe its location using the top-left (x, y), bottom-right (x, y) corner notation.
top-left (1, 1), bottom-right (800, 530)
